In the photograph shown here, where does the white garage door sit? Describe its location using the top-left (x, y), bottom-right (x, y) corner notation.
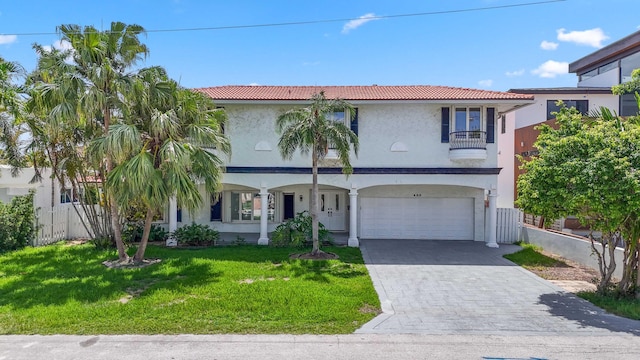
top-left (360, 197), bottom-right (474, 240)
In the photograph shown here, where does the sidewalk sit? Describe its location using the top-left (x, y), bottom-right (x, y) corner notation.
top-left (2, 334), bottom-right (640, 360)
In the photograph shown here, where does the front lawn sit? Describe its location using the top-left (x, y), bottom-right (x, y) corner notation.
top-left (0, 243), bottom-right (380, 334)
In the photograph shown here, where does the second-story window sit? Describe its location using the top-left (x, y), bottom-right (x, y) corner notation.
top-left (442, 106), bottom-right (495, 145)
top-left (325, 108), bottom-right (358, 149)
top-left (546, 100), bottom-right (588, 120)
top-left (455, 107), bottom-right (482, 133)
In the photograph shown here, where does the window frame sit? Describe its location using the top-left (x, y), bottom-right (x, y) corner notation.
top-left (546, 100), bottom-right (589, 120)
top-left (60, 188), bottom-right (72, 204)
top-left (230, 191), bottom-right (276, 222)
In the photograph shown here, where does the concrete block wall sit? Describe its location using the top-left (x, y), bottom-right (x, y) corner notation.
top-left (521, 225), bottom-right (625, 280)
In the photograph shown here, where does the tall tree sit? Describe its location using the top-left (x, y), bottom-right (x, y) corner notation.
top-left (0, 57), bottom-right (25, 172)
top-left (24, 45), bottom-right (111, 240)
top-left (276, 91), bottom-right (358, 255)
top-left (25, 22), bottom-right (149, 260)
top-left (99, 67), bottom-right (230, 263)
top-left (517, 105), bottom-right (640, 296)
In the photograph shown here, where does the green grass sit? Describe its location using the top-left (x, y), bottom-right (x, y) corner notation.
top-left (503, 243), bottom-right (568, 270)
top-left (578, 292), bottom-right (640, 320)
top-left (0, 243), bottom-right (380, 335)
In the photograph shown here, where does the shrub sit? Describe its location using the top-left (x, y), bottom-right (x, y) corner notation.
top-left (122, 222), bottom-right (169, 244)
top-left (91, 236), bottom-right (113, 250)
top-left (270, 211), bottom-right (332, 247)
top-left (172, 222), bottom-right (219, 246)
top-left (0, 191), bottom-right (36, 253)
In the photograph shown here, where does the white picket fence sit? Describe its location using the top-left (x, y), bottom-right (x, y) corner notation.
top-left (33, 206), bottom-right (95, 246)
top-left (496, 208), bottom-right (523, 244)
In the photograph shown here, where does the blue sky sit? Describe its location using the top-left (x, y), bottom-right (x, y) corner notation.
top-left (0, 0), bottom-right (638, 91)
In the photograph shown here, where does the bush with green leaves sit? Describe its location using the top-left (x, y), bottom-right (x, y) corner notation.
top-left (270, 211), bottom-right (332, 247)
top-left (0, 191), bottom-right (35, 253)
top-left (172, 222), bottom-right (219, 246)
top-left (122, 222), bottom-right (169, 244)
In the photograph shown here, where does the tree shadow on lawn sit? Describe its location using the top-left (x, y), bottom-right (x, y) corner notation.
top-left (0, 245), bottom-right (221, 310)
top-left (285, 260), bottom-right (368, 283)
top-left (538, 292), bottom-right (640, 336)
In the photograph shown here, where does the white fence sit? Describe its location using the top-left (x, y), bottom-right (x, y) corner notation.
top-left (496, 208), bottom-right (523, 244)
top-left (33, 206), bottom-right (95, 246)
top-left (32, 204), bottom-right (524, 246)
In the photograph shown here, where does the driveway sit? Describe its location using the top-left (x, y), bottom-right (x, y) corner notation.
top-left (356, 239), bottom-right (640, 335)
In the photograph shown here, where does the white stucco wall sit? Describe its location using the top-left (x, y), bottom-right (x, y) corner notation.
top-left (223, 102), bottom-right (505, 169)
top-left (497, 112), bottom-right (516, 208)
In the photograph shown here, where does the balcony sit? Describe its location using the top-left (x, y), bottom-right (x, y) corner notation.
top-left (449, 131), bottom-right (487, 161)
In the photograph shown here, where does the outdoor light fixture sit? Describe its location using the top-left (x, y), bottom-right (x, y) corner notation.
top-left (299, 194), bottom-right (303, 202)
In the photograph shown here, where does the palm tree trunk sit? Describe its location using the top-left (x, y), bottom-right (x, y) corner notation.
top-left (103, 107), bottom-right (127, 261)
top-left (311, 148), bottom-right (320, 255)
top-left (133, 207), bottom-right (154, 262)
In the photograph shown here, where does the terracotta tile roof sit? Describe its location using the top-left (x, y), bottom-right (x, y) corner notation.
top-left (194, 85), bottom-right (534, 101)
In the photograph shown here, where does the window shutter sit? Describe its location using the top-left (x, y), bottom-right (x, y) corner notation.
top-left (441, 107), bottom-right (450, 143)
top-left (210, 196), bottom-right (222, 221)
top-left (486, 107), bottom-right (495, 144)
top-left (177, 208), bottom-right (182, 223)
top-left (350, 108), bottom-right (358, 136)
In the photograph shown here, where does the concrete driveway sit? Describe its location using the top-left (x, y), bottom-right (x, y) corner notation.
top-left (356, 239), bottom-right (640, 335)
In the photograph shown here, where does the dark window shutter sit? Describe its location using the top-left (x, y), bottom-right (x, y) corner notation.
top-left (350, 108), bottom-right (358, 136)
top-left (486, 107), bottom-right (495, 144)
top-left (210, 196), bottom-right (222, 221)
top-left (441, 107), bottom-right (450, 143)
top-left (177, 208), bottom-right (182, 223)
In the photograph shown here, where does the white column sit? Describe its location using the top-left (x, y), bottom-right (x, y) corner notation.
top-left (167, 195), bottom-right (178, 247)
top-left (258, 186), bottom-right (269, 245)
top-left (486, 189), bottom-right (499, 248)
top-left (348, 186), bottom-right (359, 247)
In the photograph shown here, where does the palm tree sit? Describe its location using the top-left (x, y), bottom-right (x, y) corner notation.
top-left (24, 45), bottom-right (111, 240)
top-left (0, 57), bottom-right (26, 172)
top-left (24, 22), bottom-right (149, 260)
top-left (276, 91), bottom-right (359, 255)
top-left (99, 66), bottom-right (230, 263)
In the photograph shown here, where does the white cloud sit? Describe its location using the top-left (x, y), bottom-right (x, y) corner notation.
top-left (531, 60), bottom-right (569, 78)
top-left (0, 34), bottom-right (17, 45)
top-left (248, 83), bottom-right (260, 86)
top-left (478, 79), bottom-right (493, 87)
top-left (557, 28), bottom-right (609, 48)
top-left (540, 40), bottom-right (559, 50)
top-left (53, 39), bottom-right (72, 51)
top-left (342, 13), bottom-right (379, 34)
top-left (505, 69), bottom-right (525, 77)
top-left (41, 40), bottom-right (73, 53)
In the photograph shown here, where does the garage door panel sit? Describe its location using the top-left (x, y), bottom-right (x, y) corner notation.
top-left (360, 197), bottom-right (474, 240)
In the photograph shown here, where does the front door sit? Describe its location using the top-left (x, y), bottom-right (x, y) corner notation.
top-left (318, 191), bottom-right (345, 231)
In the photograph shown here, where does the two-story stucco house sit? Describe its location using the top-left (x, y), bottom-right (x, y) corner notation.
top-left (166, 85), bottom-right (533, 247)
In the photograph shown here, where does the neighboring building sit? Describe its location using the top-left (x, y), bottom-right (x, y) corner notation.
top-left (570, 29), bottom-right (640, 116)
top-left (498, 30), bottom-right (640, 208)
top-left (497, 88), bottom-right (616, 208)
top-left (163, 85), bottom-right (534, 247)
top-left (0, 165), bottom-right (39, 203)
